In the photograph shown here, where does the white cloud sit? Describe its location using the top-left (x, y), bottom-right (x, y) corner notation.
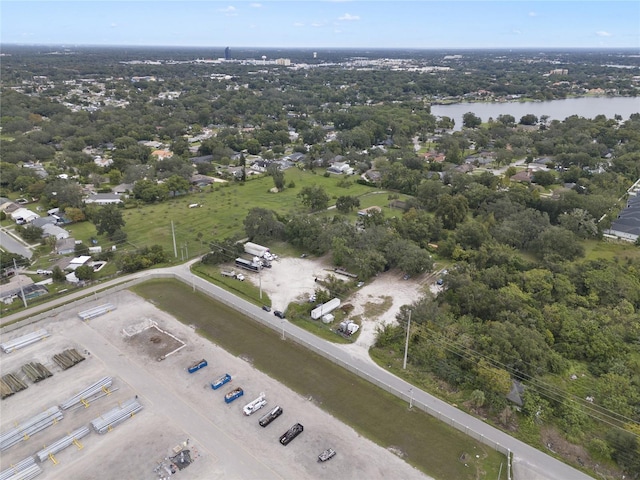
top-left (250, 3), bottom-right (262, 7)
top-left (311, 22), bottom-right (324, 28)
top-left (596, 31), bottom-right (612, 37)
top-left (512, 29), bottom-right (521, 35)
top-left (338, 13), bottom-right (360, 21)
top-left (528, 11), bottom-right (538, 17)
top-left (293, 22), bottom-right (304, 27)
top-left (110, 23), bottom-right (117, 28)
top-left (219, 6), bottom-right (236, 13)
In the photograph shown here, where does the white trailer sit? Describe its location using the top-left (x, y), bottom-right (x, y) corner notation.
top-left (244, 242), bottom-right (270, 257)
top-left (311, 298), bottom-right (341, 320)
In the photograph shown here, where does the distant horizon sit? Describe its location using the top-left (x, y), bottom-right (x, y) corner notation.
top-left (2, 1), bottom-right (638, 50)
top-left (3, 44), bottom-right (639, 54)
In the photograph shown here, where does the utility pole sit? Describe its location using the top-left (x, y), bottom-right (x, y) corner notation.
top-left (171, 221), bottom-right (177, 258)
top-left (13, 258), bottom-right (27, 308)
top-left (259, 268), bottom-right (262, 299)
top-left (402, 310), bottom-right (411, 369)
top-left (409, 388), bottom-right (414, 409)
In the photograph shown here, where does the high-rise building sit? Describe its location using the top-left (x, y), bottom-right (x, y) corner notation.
top-left (224, 47), bottom-right (230, 60)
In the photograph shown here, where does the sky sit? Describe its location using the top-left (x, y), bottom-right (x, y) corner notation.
top-left (1, 1), bottom-right (639, 50)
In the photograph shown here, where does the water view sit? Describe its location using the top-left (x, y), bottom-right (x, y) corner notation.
top-left (431, 96), bottom-right (640, 130)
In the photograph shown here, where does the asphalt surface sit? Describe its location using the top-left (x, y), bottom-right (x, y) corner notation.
top-left (0, 261), bottom-right (595, 480)
top-left (0, 227), bottom-right (33, 259)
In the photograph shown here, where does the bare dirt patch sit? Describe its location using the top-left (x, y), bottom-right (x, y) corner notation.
top-left (125, 323), bottom-right (185, 360)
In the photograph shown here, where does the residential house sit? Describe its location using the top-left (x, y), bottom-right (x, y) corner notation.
top-left (151, 149), bottom-right (173, 160)
top-left (83, 193), bottom-right (123, 205)
top-left (10, 208), bottom-right (40, 224)
top-left (510, 170), bottom-right (533, 183)
top-left (363, 169), bottom-right (382, 184)
top-left (249, 159), bottom-right (270, 173)
top-left (190, 174), bottom-right (215, 188)
top-left (32, 216), bottom-right (58, 229)
top-left (67, 255), bottom-right (92, 271)
top-left (112, 183), bottom-right (134, 195)
top-left (327, 162), bottom-right (354, 175)
top-left (286, 152), bottom-right (306, 163)
top-left (42, 224), bottom-right (70, 240)
top-left (0, 198), bottom-right (20, 214)
top-left (56, 237), bottom-right (76, 255)
top-left (424, 152), bottom-right (446, 163)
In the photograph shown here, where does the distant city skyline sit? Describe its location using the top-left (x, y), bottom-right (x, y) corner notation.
top-left (2, 1), bottom-right (639, 50)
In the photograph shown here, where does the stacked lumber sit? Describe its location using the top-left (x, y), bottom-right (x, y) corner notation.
top-left (1, 374), bottom-right (28, 399)
top-left (52, 349), bottom-right (85, 370)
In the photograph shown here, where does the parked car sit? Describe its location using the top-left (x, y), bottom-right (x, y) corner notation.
top-left (274, 310), bottom-right (285, 319)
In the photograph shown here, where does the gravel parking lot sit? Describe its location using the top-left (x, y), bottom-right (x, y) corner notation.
top-left (245, 254), bottom-right (437, 362)
top-left (0, 286), bottom-right (431, 480)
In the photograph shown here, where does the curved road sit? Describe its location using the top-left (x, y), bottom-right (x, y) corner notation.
top-left (1, 261), bottom-right (594, 480)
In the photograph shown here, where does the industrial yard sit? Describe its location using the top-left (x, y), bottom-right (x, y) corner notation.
top-left (0, 289), bottom-right (431, 480)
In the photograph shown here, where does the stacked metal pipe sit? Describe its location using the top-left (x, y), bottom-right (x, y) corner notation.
top-left (0, 407), bottom-right (63, 451)
top-left (35, 426), bottom-right (90, 462)
top-left (90, 398), bottom-right (143, 434)
top-left (0, 456), bottom-right (42, 480)
top-left (78, 303), bottom-right (116, 321)
top-left (0, 329), bottom-right (50, 353)
top-left (59, 377), bottom-right (113, 410)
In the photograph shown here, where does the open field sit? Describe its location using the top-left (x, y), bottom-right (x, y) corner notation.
top-left (119, 168), bottom-right (376, 256)
top-left (1, 289), bottom-right (434, 480)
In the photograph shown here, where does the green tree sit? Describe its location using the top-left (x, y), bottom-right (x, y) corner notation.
top-left (335, 195), bottom-right (360, 214)
top-left (75, 265), bottom-right (95, 281)
top-left (65, 207), bottom-right (86, 223)
top-left (463, 112), bottom-right (482, 129)
top-left (298, 185), bottom-right (330, 211)
top-left (165, 174), bottom-right (190, 197)
top-left (267, 163), bottom-right (285, 191)
top-left (243, 208), bottom-right (285, 242)
top-left (435, 194), bottom-right (469, 230)
top-left (93, 205), bottom-right (125, 238)
top-left (50, 266), bottom-right (66, 282)
top-left (532, 170), bottom-right (556, 187)
top-left (16, 225), bottom-right (43, 242)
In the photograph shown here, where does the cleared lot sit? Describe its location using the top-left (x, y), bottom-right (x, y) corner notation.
top-left (0, 290), bottom-right (430, 480)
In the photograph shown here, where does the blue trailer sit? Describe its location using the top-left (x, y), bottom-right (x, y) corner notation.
top-left (188, 359), bottom-right (208, 373)
top-left (224, 387), bottom-right (244, 404)
top-left (211, 373), bottom-right (232, 390)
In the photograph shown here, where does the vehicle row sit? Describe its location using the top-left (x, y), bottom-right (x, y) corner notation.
top-left (186, 359), bottom-right (335, 461)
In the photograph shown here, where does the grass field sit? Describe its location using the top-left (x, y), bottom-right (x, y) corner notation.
top-left (119, 168), bottom-right (379, 258)
top-left (132, 279), bottom-right (506, 480)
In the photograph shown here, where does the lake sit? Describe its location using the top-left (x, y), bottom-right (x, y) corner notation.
top-left (430, 96), bottom-right (640, 131)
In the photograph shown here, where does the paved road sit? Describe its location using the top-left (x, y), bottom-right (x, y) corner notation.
top-left (0, 227), bottom-right (33, 259)
top-left (1, 262), bottom-right (594, 480)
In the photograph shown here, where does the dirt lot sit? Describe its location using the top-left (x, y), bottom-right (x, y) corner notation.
top-left (0, 287), bottom-right (431, 480)
top-left (245, 255), bottom-right (441, 362)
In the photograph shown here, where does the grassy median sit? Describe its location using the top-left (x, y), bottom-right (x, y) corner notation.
top-left (132, 279), bottom-right (506, 480)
